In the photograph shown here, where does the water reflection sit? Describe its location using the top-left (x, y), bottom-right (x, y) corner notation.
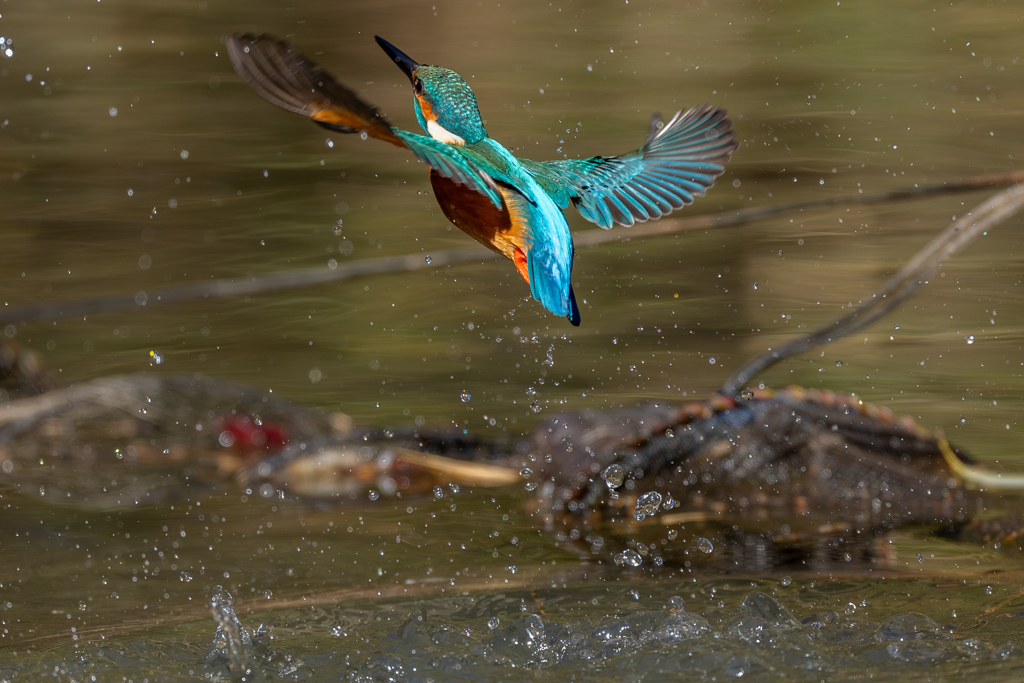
top-left (2, 0), bottom-right (1024, 679)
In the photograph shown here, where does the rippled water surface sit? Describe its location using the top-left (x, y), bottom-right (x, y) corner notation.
top-left (3, 0), bottom-right (1024, 679)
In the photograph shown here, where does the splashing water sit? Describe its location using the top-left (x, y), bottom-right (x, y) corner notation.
top-left (633, 491), bottom-right (663, 521)
top-left (602, 464), bottom-right (625, 489)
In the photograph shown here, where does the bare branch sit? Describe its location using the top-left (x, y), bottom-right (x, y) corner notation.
top-left (3, 170), bottom-right (1024, 326)
top-left (720, 182), bottom-right (1024, 396)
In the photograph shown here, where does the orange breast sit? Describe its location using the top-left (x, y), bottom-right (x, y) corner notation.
top-left (430, 170), bottom-right (517, 260)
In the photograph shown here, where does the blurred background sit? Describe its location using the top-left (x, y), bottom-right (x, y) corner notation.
top-left (1, 0), bottom-right (1021, 437)
top-left (2, 0), bottom-right (1024, 678)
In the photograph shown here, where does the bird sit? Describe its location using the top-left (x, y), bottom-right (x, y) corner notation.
top-left (227, 33), bottom-right (738, 326)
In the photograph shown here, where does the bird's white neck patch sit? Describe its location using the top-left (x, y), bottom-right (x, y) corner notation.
top-left (427, 119), bottom-right (465, 146)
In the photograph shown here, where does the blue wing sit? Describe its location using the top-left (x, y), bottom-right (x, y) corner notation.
top-left (392, 130), bottom-right (505, 209)
top-left (522, 104), bottom-right (738, 229)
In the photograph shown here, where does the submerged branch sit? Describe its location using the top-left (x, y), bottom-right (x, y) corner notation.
top-left (938, 433), bottom-right (1024, 490)
top-left (4, 170), bottom-right (1024, 326)
top-left (575, 168), bottom-right (1024, 247)
top-left (721, 182), bottom-right (1024, 396)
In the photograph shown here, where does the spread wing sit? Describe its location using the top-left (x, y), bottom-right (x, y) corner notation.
top-left (227, 33), bottom-right (403, 146)
top-left (227, 34), bottom-right (501, 207)
top-left (392, 130), bottom-right (503, 208)
top-left (521, 104), bottom-right (738, 229)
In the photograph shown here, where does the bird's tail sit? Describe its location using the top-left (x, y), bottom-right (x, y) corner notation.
top-left (227, 34), bottom-right (404, 147)
top-left (567, 285), bottom-right (581, 327)
top-left (526, 250), bottom-right (580, 326)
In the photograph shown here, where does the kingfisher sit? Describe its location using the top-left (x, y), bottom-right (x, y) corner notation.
top-left (227, 34), bottom-right (737, 326)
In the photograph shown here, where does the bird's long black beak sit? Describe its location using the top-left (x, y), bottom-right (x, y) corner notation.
top-left (374, 36), bottom-right (420, 82)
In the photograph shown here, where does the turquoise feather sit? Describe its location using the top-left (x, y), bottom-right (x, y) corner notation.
top-left (227, 33), bottom-right (735, 327)
top-left (521, 105), bottom-right (737, 229)
top-left (393, 130), bottom-right (504, 208)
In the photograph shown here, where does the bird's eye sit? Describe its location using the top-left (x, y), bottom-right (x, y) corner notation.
top-left (414, 79), bottom-right (424, 94)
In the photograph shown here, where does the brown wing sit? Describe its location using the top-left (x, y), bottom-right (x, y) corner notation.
top-left (226, 33), bottom-right (404, 147)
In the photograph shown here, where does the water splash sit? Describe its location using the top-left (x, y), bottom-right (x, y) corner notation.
top-left (200, 586), bottom-right (309, 678)
top-left (613, 548), bottom-right (643, 567)
top-left (633, 491), bottom-right (663, 521)
top-left (601, 464), bottom-right (625, 489)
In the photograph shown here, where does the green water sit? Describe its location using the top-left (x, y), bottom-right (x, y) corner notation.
top-left (2, 0), bottom-right (1024, 679)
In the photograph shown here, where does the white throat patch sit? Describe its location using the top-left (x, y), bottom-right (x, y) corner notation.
top-left (427, 119), bottom-right (466, 146)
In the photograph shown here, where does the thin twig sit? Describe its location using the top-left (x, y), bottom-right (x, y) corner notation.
top-left (4, 170), bottom-right (1024, 326)
top-left (574, 168), bottom-right (1024, 247)
top-left (0, 246), bottom-right (493, 326)
top-left (720, 182), bottom-right (1024, 396)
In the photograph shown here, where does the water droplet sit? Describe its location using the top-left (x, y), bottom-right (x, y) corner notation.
top-left (917, 553), bottom-right (924, 563)
top-left (109, 107), bottom-right (117, 117)
top-left (519, 467), bottom-right (533, 480)
top-left (460, 390), bottom-right (471, 402)
top-left (149, 350), bottom-right (163, 365)
top-left (368, 490), bottom-right (380, 501)
top-left (602, 464), bottom-right (625, 489)
top-left (966, 335), bottom-right (975, 345)
top-left (845, 602), bottom-right (857, 615)
top-left (667, 529), bottom-right (678, 541)
top-left (614, 549), bottom-right (642, 567)
top-left (425, 255), bottom-right (432, 264)
top-left (524, 481), bottom-right (539, 492)
top-left (780, 576), bottom-right (792, 587)
top-left (487, 617), bottom-right (500, 630)
top-left (525, 386), bottom-right (537, 397)
top-left (668, 595), bottom-right (686, 612)
top-left (529, 401), bottom-right (541, 413)
top-left (985, 585), bottom-right (993, 595)
top-left (835, 360), bottom-right (843, 367)
top-left (697, 538), bottom-right (714, 554)
top-left (432, 486), bottom-right (444, 500)
top-left (633, 491), bottom-right (663, 521)
top-left (180, 150), bottom-right (189, 160)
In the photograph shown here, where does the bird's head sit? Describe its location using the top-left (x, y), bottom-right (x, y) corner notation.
top-left (375, 36), bottom-right (487, 145)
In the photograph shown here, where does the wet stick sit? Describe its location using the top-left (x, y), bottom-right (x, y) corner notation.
top-left (721, 182), bottom-right (1024, 396)
top-left (3, 171), bottom-right (1024, 325)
